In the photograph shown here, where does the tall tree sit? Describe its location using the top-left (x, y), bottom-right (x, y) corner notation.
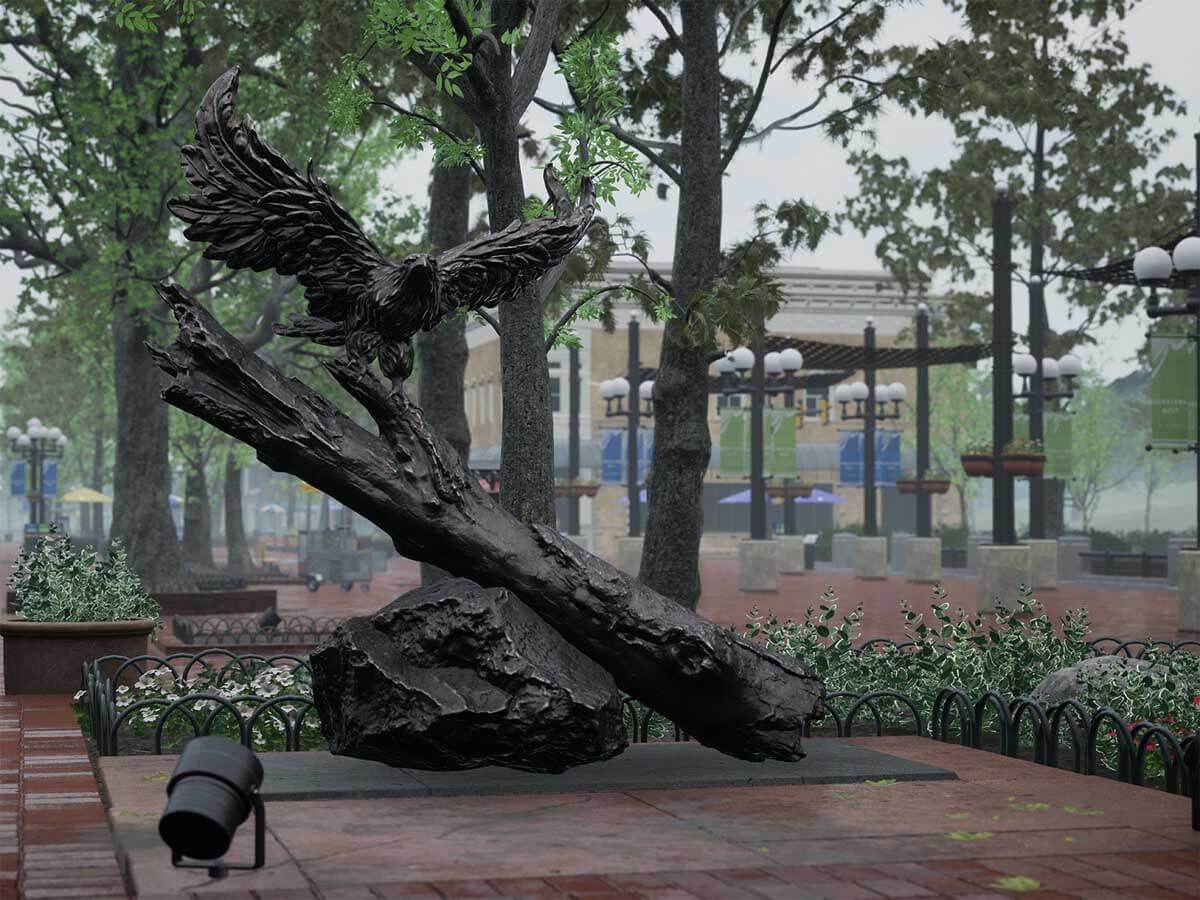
top-left (335, 1), bottom-right (644, 529)
top-left (841, 0), bottom-right (1193, 346)
top-left (1064, 379), bottom-right (1134, 532)
top-left (539, 1), bottom-right (962, 608)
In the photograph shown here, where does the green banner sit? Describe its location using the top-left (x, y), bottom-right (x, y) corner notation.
top-left (1150, 334), bottom-right (1197, 445)
top-left (718, 408), bottom-right (749, 477)
top-left (766, 408), bottom-right (797, 479)
top-left (1044, 411), bottom-right (1072, 478)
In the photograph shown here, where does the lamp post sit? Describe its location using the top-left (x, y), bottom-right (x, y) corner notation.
top-left (567, 343), bottom-right (581, 535)
top-left (992, 182), bottom-right (1017, 546)
top-left (831, 319), bottom-right (906, 537)
top-left (1132, 232), bottom-right (1200, 546)
top-left (600, 316), bottom-right (653, 536)
top-left (916, 304), bottom-right (931, 537)
top-left (833, 367), bottom-right (906, 538)
top-left (711, 342), bottom-right (805, 541)
top-left (6, 418), bottom-right (68, 548)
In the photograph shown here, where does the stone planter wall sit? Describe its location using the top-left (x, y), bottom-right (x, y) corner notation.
top-left (0, 618), bottom-right (156, 694)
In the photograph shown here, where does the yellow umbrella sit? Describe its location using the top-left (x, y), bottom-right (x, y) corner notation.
top-left (299, 482), bottom-right (320, 494)
top-left (61, 487), bottom-right (112, 504)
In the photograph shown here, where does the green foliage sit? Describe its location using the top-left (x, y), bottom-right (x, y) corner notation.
top-left (8, 529), bottom-right (159, 623)
top-left (743, 583), bottom-right (1200, 778)
top-left (81, 663), bottom-right (324, 752)
top-left (366, 0), bottom-right (491, 99)
top-left (841, 0), bottom-right (1192, 343)
top-left (1065, 378), bottom-right (1137, 530)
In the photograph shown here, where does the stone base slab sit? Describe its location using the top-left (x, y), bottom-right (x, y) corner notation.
top-left (738, 539), bottom-right (778, 592)
top-left (906, 537), bottom-right (941, 583)
top-left (976, 544), bottom-right (1031, 613)
top-left (854, 536), bottom-right (888, 580)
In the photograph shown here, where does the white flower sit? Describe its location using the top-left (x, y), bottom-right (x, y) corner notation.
top-left (116, 685), bottom-right (130, 695)
top-left (140, 709), bottom-right (158, 723)
top-left (73, 690), bottom-right (85, 702)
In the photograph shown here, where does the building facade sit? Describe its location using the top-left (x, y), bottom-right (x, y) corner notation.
top-left (463, 262), bottom-right (964, 561)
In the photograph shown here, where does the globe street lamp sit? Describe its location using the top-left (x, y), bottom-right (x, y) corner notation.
top-left (7, 418), bottom-right (68, 549)
top-left (600, 314), bottom-right (653, 537)
top-left (710, 336), bottom-right (804, 541)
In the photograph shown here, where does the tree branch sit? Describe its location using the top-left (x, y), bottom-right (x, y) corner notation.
top-left (533, 96), bottom-right (681, 184)
top-left (474, 308), bottom-right (501, 335)
top-left (366, 95), bottom-right (487, 184)
top-left (510, 0), bottom-right (563, 124)
top-left (722, 2), bottom-right (790, 170)
top-left (146, 278), bottom-right (824, 761)
top-left (544, 283), bottom-right (624, 352)
top-left (641, 0), bottom-right (682, 52)
top-left (442, 0), bottom-right (498, 108)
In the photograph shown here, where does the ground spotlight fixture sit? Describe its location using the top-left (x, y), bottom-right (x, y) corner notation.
top-left (159, 736), bottom-right (266, 878)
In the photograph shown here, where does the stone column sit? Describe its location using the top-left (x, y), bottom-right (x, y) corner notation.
top-left (907, 537), bottom-right (941, 583)
top-left (616, 537), bottom-right (643, 578)
top-left (854, 536), bottom-right (889, 580)
top-left (739, 539), bottom-right (779, 592)
top-left (1178, 550), bottom-right (1200, 633)
top-left (776, 534), bottom-right (807, 574)
top-left (1024, 539), bottom-right (1058, 590)
top-left (976, 544), bottom-right (1031, 613)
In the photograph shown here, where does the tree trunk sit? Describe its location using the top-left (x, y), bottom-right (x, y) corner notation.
top-left (182, 463), bottom-right (214, 568)
top-left (90, 420), bottom-right (105, 546)
top-left (286, 481), bottom-right (296, 531)
top-left (481, 46), bottom-right (555, 529)
top-left (419, 106), bottom-right (474, 586)
top-left (224, 448), bottom-right (252, 573)
top-left (1144, 484), bottom-right (1154, 536)
top-left (109, 301), bottom-right (189, 590)
top-left (957, 484), bottom-right (970, 534)
top-left (148, 282), bottom-right (824, 761)
top-left (639, 0), bottom-right (723, 610)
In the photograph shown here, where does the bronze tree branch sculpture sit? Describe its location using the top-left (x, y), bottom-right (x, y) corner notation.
top-left (147, 68), bottom-right (824, 763)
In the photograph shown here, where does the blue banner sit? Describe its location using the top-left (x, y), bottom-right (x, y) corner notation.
top-left (41, 460), bottom-right (57, 497)
top-left (838, 431), bottom-right (864, 485)
top-left (838, 430), bottom-right (902, 485)
top-left (876, 430), bottom-right (901, 487)
top-left (600, 429), bottom-right (623, 483)
top-left (10, 461), bottom-right (24, 497)
top-left (638, 428), bottom-right (654, 484)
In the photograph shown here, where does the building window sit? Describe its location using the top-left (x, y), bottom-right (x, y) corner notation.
top-left (804, 386), bottom-right (829, 418)
top-left (486, 382), bottom-right (494, 423)
top-left (548, 359), bottom-right (562, 413)
top-left (716, 393), bottom-right (743, 410)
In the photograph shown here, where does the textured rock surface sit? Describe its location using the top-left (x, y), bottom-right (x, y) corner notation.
top-left (1032, 655), bottom-right (1166, 706)
top-left (311, 578), bottom-right (628, 772)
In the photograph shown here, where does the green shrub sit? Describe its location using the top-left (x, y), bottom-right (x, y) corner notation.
top-left (7, 527), bottom-right (159, 623)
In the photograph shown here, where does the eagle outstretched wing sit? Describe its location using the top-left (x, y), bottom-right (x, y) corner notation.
top-left (167, 66), bottom-right (385, 328)
top-left (433, 165), bottom-right (596, 315)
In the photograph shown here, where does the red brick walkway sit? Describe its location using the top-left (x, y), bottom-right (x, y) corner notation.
top-left (0, 694), bottom-right (127, 899)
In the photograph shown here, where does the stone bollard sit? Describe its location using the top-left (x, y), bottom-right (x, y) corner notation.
top-left (1056, 534), bottom-right (1089, 582)
top-left (616, 537), bottom-right (644, 578)
top-left (1178, 551), bottom-right (1200, 633)
top-left (739, 539), bottom-right (779, 592)
top-left (966, 532), bottom-right (988, 573)
top-left (890, 532), bottom-right (913, 576)
top-left (976, 544), bottom-right (1031, 613)
top-left (1167, 537), bottom-right (1193, 586)
top-left (1024, 539), bottom-right (1058, 590)
top-left (831, 532), bottom-right (857, 569)
top-left (907, 537), bottom-right (942, 583)
top-left (776, 535), bottom-right (807, 574)
top-left (854, 536), bottom-right (889, 580)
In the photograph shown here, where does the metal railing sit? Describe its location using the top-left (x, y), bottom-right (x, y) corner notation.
top-left (171, 615), bottom-right (341, 646)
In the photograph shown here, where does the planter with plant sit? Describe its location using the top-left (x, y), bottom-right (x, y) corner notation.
top-left (1003, 438), bottom-right (1046, 477)
top-left (896, 471), bottom-right (919, 494)
top-left (960, 439), bottom-right (994, 477)
top-left (1, 529), bottom-right (160, 694)
top-left (767, 481), bottom-right (815, 499)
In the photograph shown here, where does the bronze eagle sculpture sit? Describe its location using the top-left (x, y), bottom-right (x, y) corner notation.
top-left (168, 67), bottom-right (595, 394)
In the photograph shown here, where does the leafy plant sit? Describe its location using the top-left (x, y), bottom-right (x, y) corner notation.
top-left (8, 528), bottom-right (160, 623)
top-left (962, 438), bottom-right (992, 455)
top-left (1003, 437), bottom-right (1044, 455)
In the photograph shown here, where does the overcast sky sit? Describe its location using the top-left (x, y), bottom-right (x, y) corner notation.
top-left (1, 0), bottom-right (1197, 383)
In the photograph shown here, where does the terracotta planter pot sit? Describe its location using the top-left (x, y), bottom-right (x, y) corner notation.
top-left (766, 484), bottom-right (815, 499)
top-left (923, 478), bottom-right (951, 495)
top-left (960, 454), bottom-right (994, 477)
top-left (796, 484), bottom-right (815, 498)
top-left (0, 618), bottom-right (156, 695)
top-left (6, 588), bottom-right (275, 617)
top-left (1003, 453), bottom-right (1046, 477)
top-left (896, 479), bottom-right (918, 495)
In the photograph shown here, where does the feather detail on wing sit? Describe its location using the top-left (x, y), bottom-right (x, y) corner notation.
top-left (167, 66), bottom-right (385, 324)
top-left (434, 166), bottom-right (596, 313)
